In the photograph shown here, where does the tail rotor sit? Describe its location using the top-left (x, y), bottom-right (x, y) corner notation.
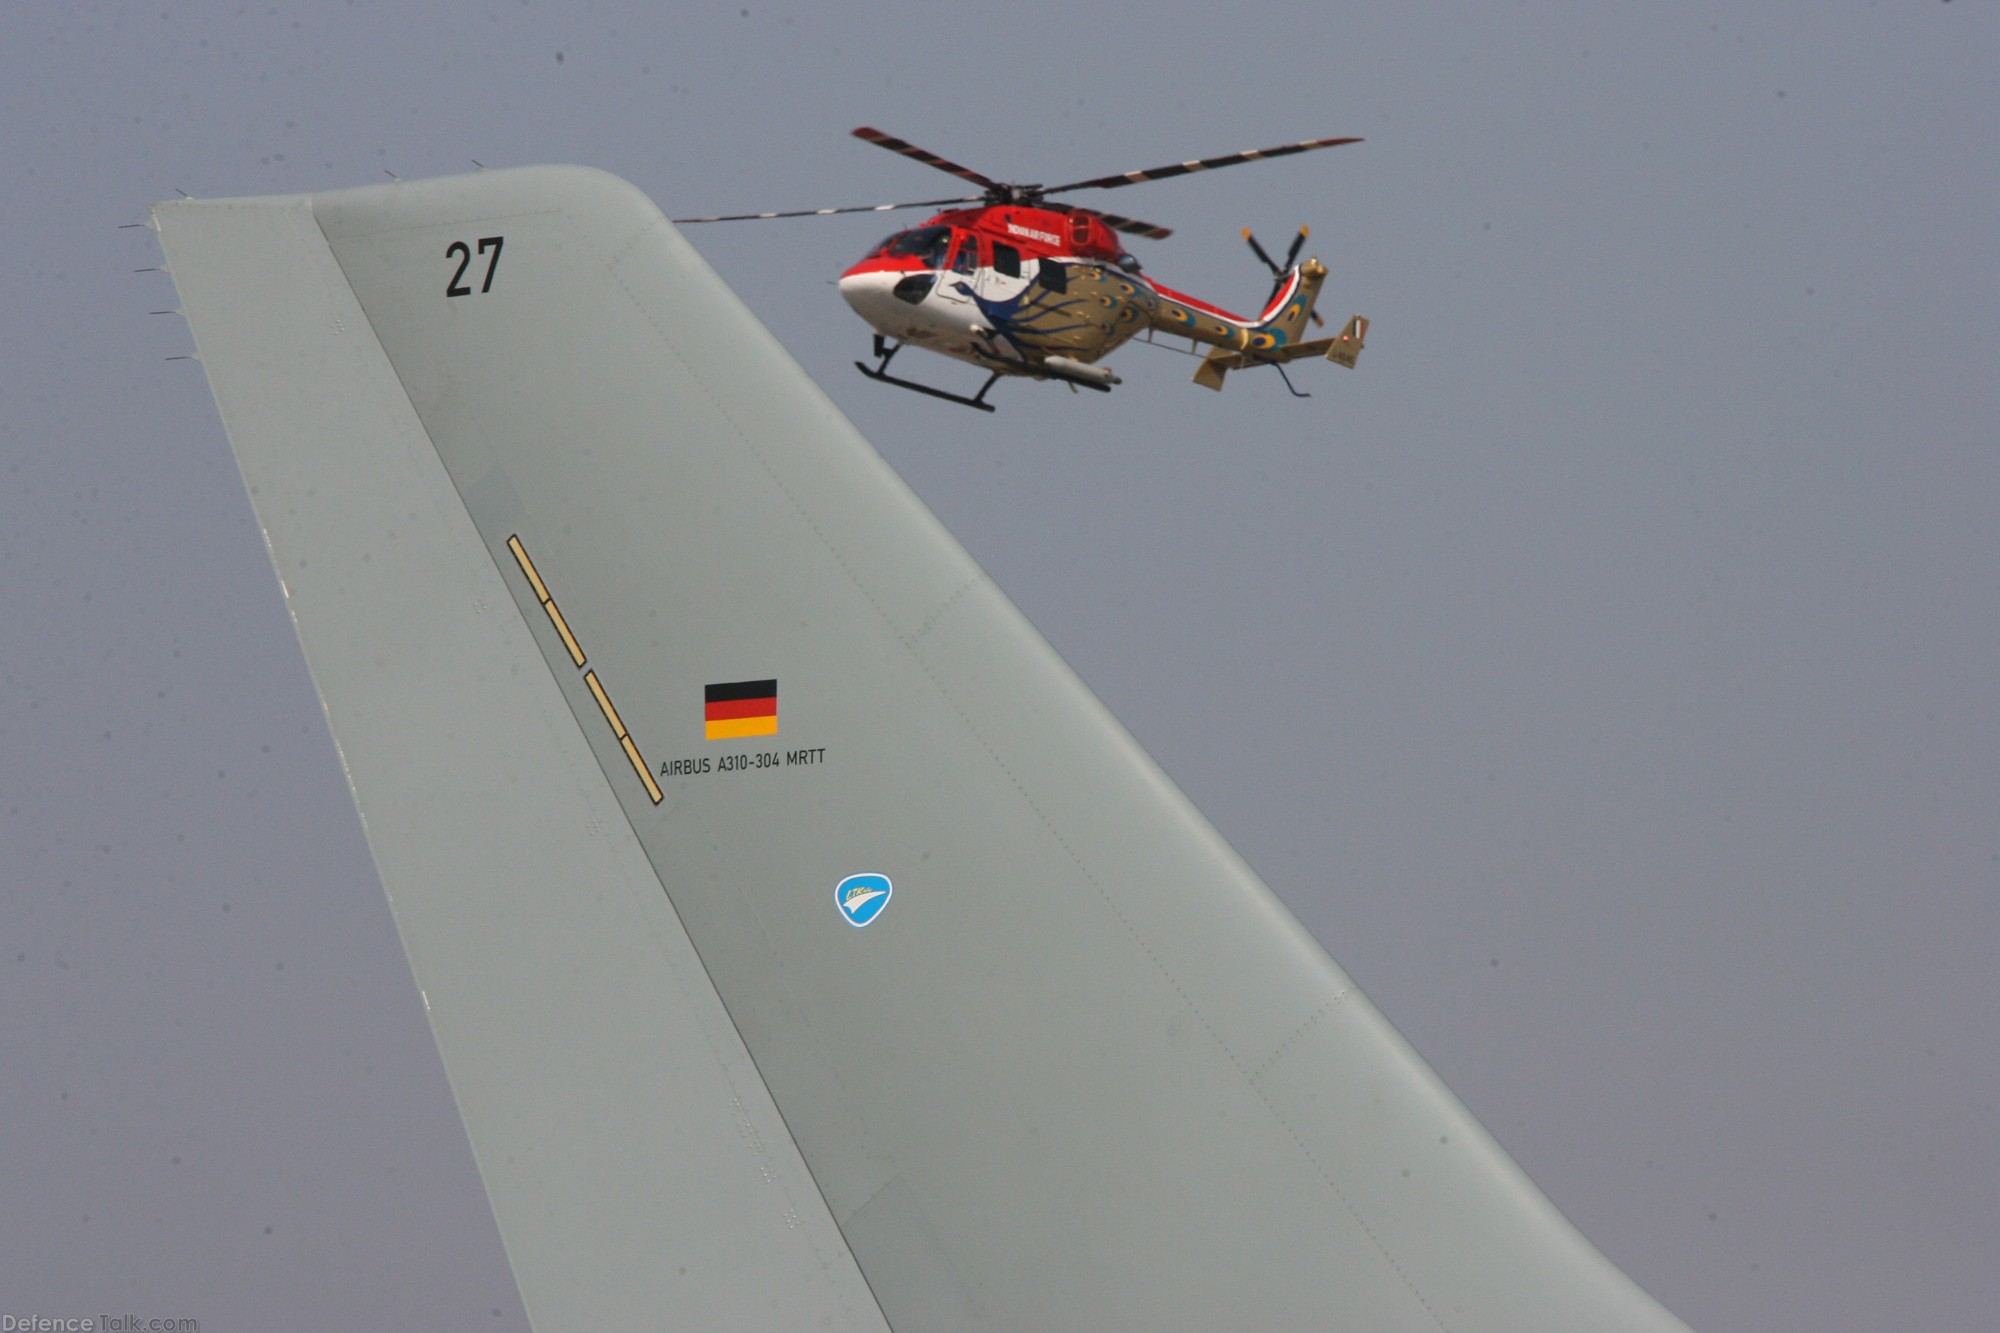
top-left (1242, 226), bottom-right (1324, 326)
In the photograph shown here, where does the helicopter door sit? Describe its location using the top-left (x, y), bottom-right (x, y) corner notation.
top-left (933, 232), bottom-right (981, 311)
top-left (977, 241), bottom-right (1033, 302)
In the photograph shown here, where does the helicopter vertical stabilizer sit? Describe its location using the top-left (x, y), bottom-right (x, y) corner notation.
top-left (1324, 314), bottom-right (1369, 368)
top-left (1252, 256), bottom-right (1328, 349)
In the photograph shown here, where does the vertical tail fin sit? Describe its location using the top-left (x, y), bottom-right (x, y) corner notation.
top-left (1324, 314), bottom-right (1369, 369)
top-left (1251, 257), bottom-right (1327, 350)
top-left (1192, 259), bottom-right (1332, 390)
top-left (157, 165), bottom-right (1682, 1331)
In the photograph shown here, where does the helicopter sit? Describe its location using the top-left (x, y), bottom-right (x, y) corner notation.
top-left (675, 127), bottom-right (1370, 412)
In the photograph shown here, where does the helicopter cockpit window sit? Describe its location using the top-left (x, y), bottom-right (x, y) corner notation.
top-left (882, 226), bottom-right (952, 268)
top-left (991, 242), bottom-right (1022, 279)
top-left (949, 235), bottom-right (980, 274)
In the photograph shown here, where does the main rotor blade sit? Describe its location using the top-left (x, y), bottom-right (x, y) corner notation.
top-left (851, 126), bottom-right (1002, 192)
top-left (1043, 135), bottom-right (1362, 196)
top-left (1043, 202), bottom-right (1174, 243)
top-left (1091, 210), bottom-right (1173, 241)
top-left (673, 195), bottom-right (984, 224)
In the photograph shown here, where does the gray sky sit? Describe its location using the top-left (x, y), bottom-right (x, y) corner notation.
top-left (3, 3), bottom-right (1993, 1329)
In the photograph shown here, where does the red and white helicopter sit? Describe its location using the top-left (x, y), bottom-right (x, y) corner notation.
top-left (677, 127), bottom-right (1369, 412)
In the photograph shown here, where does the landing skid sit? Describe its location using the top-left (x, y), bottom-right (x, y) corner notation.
top-left (856, 338), bottom-right (1001, 413)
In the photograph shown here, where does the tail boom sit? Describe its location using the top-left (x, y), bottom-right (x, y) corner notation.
top-left (1192, 313), bottom-right (1368, 391)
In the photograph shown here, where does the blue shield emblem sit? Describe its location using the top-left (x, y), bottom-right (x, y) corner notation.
top-left (835, 872), bottom-right (893, 928)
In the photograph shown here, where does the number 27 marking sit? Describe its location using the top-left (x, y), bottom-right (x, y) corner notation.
top-left (446, 236), bottom-right (504, 297)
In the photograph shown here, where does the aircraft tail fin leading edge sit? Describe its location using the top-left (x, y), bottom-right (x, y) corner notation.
top-left (156, 166), bottom-right (1686, 1331)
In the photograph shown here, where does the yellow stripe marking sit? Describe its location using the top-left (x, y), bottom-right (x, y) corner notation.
top-left (705, 715), bottom-right (779, 741)
top-left (506, 534), bottom-right (660, 806)
top-left (620, 736), bottom-right (663, 804)
top-left (585, 671), bottom-right (626, 737)
top-left (508, 534), bottom-right (586, 667)
top-left (545, 602), bottom-right (585, 669)
top-left (586, 670), bottom-right (663, 805)
top-left (507, 534), bottom-right (550, 602)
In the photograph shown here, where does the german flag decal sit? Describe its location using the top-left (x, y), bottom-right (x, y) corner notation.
top-left (705, 679), bottom-right (777, 741)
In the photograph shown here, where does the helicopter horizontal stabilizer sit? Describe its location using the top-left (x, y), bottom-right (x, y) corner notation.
top-left (1191, 314), bottom-right (1368, 390)
top-left (1191, 352), bottom-right (1230, 391)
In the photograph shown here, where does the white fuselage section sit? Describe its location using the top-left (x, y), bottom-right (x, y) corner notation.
top-left (839, 262), bottom-right (1039, 367)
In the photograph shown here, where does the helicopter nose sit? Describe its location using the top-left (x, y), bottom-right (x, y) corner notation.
top-left (838, 268), bottom-right (909, 327)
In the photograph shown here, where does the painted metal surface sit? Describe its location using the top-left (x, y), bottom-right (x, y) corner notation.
top-left (153, 188), bottom-right (889, 1333)
top-left (837, 205), bottom-right (1343, 377)
top-left (159, 165), bottom-right (1688, 1331)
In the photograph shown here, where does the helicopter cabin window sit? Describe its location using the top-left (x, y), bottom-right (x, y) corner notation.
top-left (949, 235), bottom-right (981, 274)
top-left (991, 242), bottom-right (1022, 279)
top-left (882, 226), bottom-right (952, 268)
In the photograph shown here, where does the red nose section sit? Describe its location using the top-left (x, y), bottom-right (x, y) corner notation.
top-left (840, 252), bottom-right (927, 281)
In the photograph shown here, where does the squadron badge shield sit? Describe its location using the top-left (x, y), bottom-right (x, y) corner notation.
top-left (835, 872), bottom-right (893, 928)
